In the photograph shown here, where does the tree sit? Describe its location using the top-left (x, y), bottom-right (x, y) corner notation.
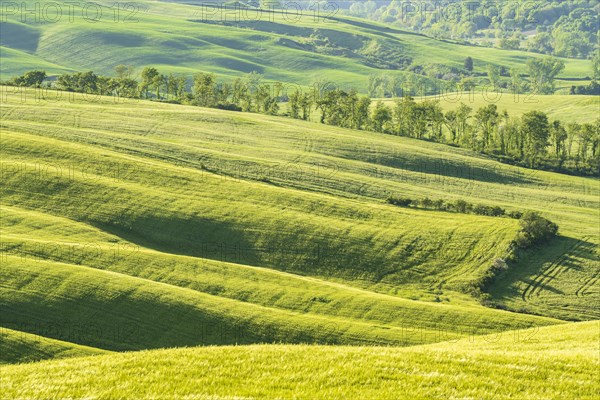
top-left (444, 110), bottom-right (459, 143)
top-left (578, 123), bottom-right (594, 161)
top-left (152, 74), bottom-right (166, 100)
top-left (458, 78), bottom-right (476, 92)
top-left (499, 35), bottom-right (520, 50)
top-left (11, 70), bottom-right (47, 87)
top-left (371, 101), bottom-right (392, 133)
top-left (114, 64), bottom-right (134, 80)
top-left (167, 74), bottom-right (187, 101)
top-left (393, 96), bottom-right (417, 136)
top-left (455, 103), bottom-right (472, 145)
top-left (592, 52), bottom-right (600, 81)
top-left (526, 32), bottom-right (553, 54)
top-left (141, 67), bottom-right (159, 98)
top-left (356, 97), bottom-right (371, 130)
top-left (422, 100), bottom-right (444, 140)
top-left (509, 68), bottom-right (522, 94)
top-left (550, 120), bottom-right (567, 160)
top-left (299, 93), bottom-right (312, 121)
top-left (515, 212), bottom-right (558, 248)
top-left (521, 111), bottom-right (550, 167)
top-left (565, 123), bottom-right (580, 158)
top-left (288, 90), bottom-right (301, 119)
top-left (474, 104), bottom-right (499, 151)
top-left (193, 73), bottom-right (217, 107)
top-left (464, 56), bottom-right (474, 72)
top-left (487, 64), bottom-right (501, 89)
top-left (96, 76), bottom-right (112, 96)
top-left (526, 57), bottom-right (565, 94)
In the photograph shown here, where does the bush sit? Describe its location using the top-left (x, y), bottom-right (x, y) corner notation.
top-left (432, 199), bottom-right (445, 210)
top-left (452, 199), bottom-right (469, 213)
top-left (386, 196), bottom-right (412, 207)
top-left (515, 212), bottom-right (558, 248)
top-left (420, 197), bottom-right (433, 208)
top-left (215, 102), bottom-right (242, 111)
top-left (508, 210), bottom-right (523, 219)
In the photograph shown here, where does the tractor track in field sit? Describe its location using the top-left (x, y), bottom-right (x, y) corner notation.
top-left (575, 264), bottom-right (600, 297)
top-left (522, 237), bottom-right (590, 302)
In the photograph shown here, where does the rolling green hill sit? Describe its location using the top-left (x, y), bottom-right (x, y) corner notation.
top-left (2, 321), bottom-right (598, 399)
top-left (0, 0), bottom-right (592, 92)
top-left (3, 87), bottom-right (573, 354)
top-left (1, 87), bottom-right (597, 334)
top-left (1, 1), bottom-right (598, 397)
top-left (0, 327), bottom-right (108, 364)
top-left (0, 83), bottom-right (597, 397)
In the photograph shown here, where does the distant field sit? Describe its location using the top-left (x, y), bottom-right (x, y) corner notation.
top-left (2, 321), bottom-right (598, 399)
top-left (379, 93), bottom-right (600, 123)
top-left (0, 1), bottom-right (592, 93)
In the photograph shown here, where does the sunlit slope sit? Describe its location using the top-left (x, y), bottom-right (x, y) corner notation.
top-left (0, 1), bottom-right (591, 89)
top-left (0, 98), bottom-right (521, 296)
top-left (2, 321), bottom-right (597, 399)
top-left (0, 327), bottom-right (107, 364)
top-left (1, 88), bottom-right (597, 321)
top-left (0, 202), bottom-right (560, 352)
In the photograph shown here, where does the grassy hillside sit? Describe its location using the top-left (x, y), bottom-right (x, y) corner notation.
top-left (0, 1), bottom-right (592, 92)
top-left (381, 93), bottom-right (600, 123)
top-left (2, 321), bottom-right (597, 399)
top-left (0, 327), bottom-right (107, 364)
top-left (1, 200), bottom-right (560, 351)
top-left (1, 87), bottom-right (598, 323)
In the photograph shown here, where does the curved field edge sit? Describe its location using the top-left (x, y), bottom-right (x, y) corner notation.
top-left (0, 327), bottom-right (108, 364)
top-left (0, 2), bottom-right (591, 88)
top-left (0, 255), bottom-right (560, 352)
top-left (1, 87), bottom-right (598, 321)
top-left (1, 321), bottom-right (597, 400)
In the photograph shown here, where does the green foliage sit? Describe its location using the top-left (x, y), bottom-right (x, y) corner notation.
top-left (515, 212), bottom-right (559, 248)
top-left (9, 70), bottom-right (46, 87)
top-left (527, 57), bottom-right (566, 94)
top-left (464, 57), bottom-right (473, 72)
top-left (521, 111), bottom-right (550, 167)
top-left (349, 1), bottom-right (598, 59)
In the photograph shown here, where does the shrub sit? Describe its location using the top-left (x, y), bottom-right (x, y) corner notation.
top-left (386, 196), bottom-right (412, 207)
top-left (432, 199), bottom-right (445, 210)
top-left (420, 197), bottom-right (433, 208)
top-left (515, 212), bottom-right (558, 248)
top-left (452, 199), bottom-right (469, 213)
top-left (216, 102), bottom-right (242, 111)
top-left (508, 210), bottom-right (523, 219)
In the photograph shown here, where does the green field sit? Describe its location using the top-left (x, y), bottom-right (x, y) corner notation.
top-left (0, 327), bottom-right (108, 364)
top-left (1, 83), bottom-right (598, 396)
top-left (2, 321), bottom-right (598, 399)
top-left (1, 2), bottom-right (599, 393)
top-left (381, 93), bottom-right (600, 123)
top-left (0, 1), bottom-right (593, 92)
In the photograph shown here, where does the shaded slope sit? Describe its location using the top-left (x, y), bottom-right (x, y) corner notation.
top-left (0, 327), bottom-right (107, 364)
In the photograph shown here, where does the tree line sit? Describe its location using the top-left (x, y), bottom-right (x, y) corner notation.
top-left (6, 66), bottom-right (598, 176)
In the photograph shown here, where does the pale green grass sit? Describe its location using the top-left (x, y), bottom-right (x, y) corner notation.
top-left (0, 328), bottom-right (107, 364)
top-left (1, 87), bottom-right (598, 322)
top-left (0, 1), bottom-right (591, 91)
top-left (380, 93), bottom-right (600, 123)
top-left (1, 321), bottom-right (597, 399)
top-left (1, 202), bottom-right (559, 351)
